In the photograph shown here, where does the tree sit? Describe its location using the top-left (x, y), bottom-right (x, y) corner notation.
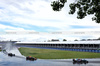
top-left (51, 39), bottom-right (59, 41)
top-left (63, 39), bottom-right (67, 41)
top-left (81, 39), bottom-right (86, 41)
top-left (97, 37), bottom-right (100, 40)
top-left (51, 0), bottom-right (67, 11)
top-left (74, 39), bottom-right (78, 41)
top-left (48, 40), bottom-right (51, 42)
top-left (51, 0), bottom-right (100, 23)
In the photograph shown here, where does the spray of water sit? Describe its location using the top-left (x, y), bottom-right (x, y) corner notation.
top-left (1, 41), bottom-right (22, 56)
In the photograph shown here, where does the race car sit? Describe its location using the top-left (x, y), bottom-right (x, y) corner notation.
top-left (73, 59), bottom-right (88, 64)
top-left (26, 56), bottom-right (37, 61)
top-left (8, 53), bottom-right (15, 57)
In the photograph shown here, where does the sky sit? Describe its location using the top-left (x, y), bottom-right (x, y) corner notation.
top-left (0, 0), bottom-right (100, 41)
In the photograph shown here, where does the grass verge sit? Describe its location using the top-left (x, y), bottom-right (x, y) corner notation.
top-left (18, 47), bottom-right (100, 59)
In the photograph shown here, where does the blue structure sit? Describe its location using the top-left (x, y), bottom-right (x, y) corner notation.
top-left (16, 41), bottom-right (100, 53)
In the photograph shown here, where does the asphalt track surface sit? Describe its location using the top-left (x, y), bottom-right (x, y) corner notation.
top-left (0, 52), bottom-right (100, 66)
top-left (0, 42), bottom-right (100, 66)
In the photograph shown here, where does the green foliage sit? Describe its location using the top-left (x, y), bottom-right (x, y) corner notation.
top-left (98, 37), bottom-right (100, 40)
top-left (51, 0), bottom-right (67, 11)
top-left (63, 39), bottom-right (67, 41)
top-left (51, 0), bottom-right (100, 23)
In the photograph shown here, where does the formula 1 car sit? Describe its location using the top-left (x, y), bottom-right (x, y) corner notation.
top-left (73, 59), bottom-right (88, 64)
top-left (26, 56), bottom-right (37, 61)
top-left (8, 53), bottom-right (15, 57)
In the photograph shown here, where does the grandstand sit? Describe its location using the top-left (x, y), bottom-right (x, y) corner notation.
top-left (0, 40), bottom-right (100, 52)
top-left (16, 41), bottom-right (100, 53)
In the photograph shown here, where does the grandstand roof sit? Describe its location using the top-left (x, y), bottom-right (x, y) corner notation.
top-left (16, 41), bottom-right (100, 44)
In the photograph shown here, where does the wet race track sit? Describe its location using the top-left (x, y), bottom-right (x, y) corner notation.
top-left (0, 52), bottom-right (100, 66)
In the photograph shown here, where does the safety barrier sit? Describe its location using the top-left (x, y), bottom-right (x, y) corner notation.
top-left (19, 45), bottom-right (100, 53)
